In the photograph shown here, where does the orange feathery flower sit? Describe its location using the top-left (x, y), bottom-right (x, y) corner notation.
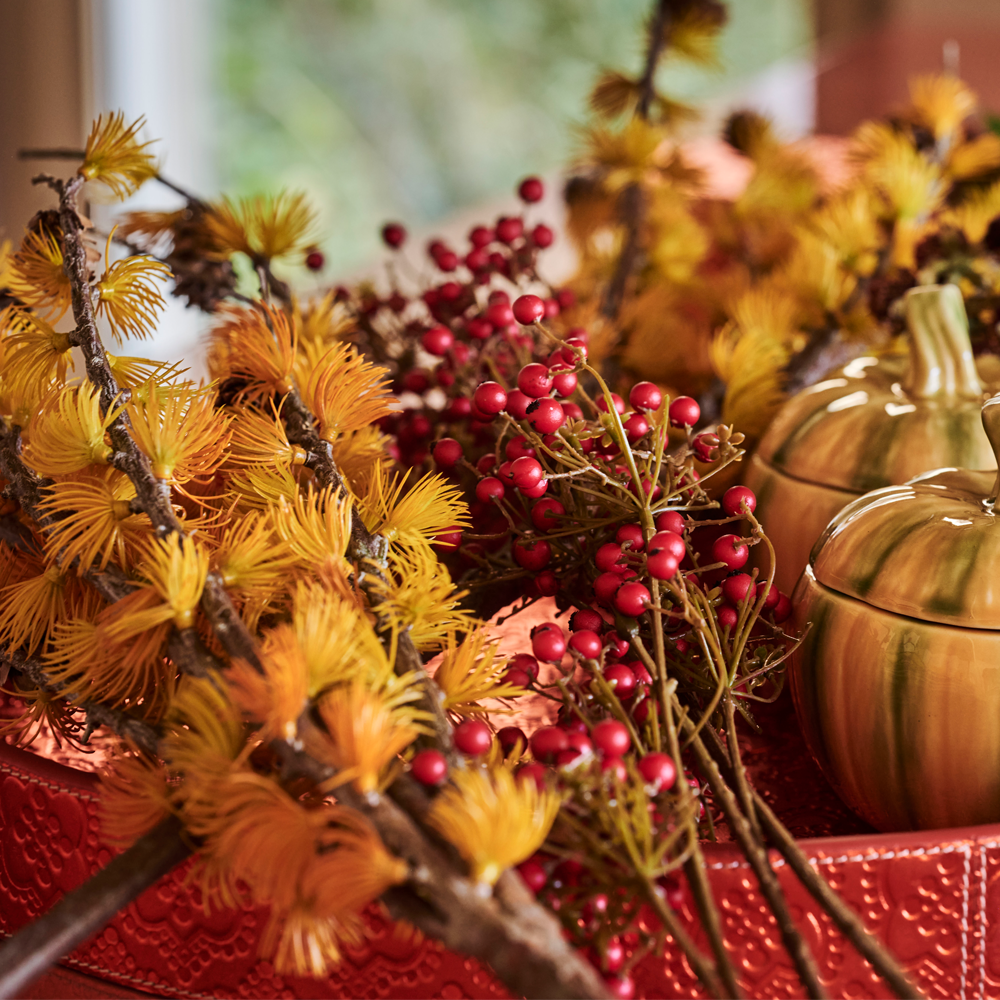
top-left (126, 383), bottom-right (232, 483)
top-left (99, 747), bottom-right (172, 847)
top-left (433, 628), bottom-right (526, 715)
top-left (208, 304), bottom-right (298, 398)
top-left (38, 469), bottom-right (149, 571)
top-left (225, 402), bottom-right (307, 468)
top-left (293, 291), bottom-right (354, 356)
top-left (271, 486), bottom-right (352, 589)
top-left (205, 191), bottom-right (317, 262)
top-left (22, 384), bottom-right (124, 478)
top-left (105, 354), bottom-right (190, 392)
top-left (225, 463), bottom-right (302, 512)
top-left (298, 341), bottom-right (394, 441)
top-left (428, 765), bottom-right (560, 886)
top-left (95, 237), bottom-right (171, 344)
top-left (2, 309), bottom-right (74, 399)
top-left (212, 510), bottom-right (294, 599)
top-left (79, 112), bottom-right (158, 200)
top-left (7, 227), bottom-right (72, 320)
top-left (0, 561), bottom-right (69, 654)
top-left (314, 681), bottom-right (421, 794)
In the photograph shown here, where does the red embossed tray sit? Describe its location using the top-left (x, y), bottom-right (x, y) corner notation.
top-left (5, 690), bottom-right (1000, 1000)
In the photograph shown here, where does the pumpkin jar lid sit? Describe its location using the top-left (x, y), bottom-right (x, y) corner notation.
top-left (811, 392), bottom-right (1000, 629)
top-left (757, 285), bottom-right (995, 494)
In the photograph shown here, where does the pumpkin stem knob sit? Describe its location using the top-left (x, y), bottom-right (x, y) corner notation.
top-left (904, 284), bottom-right (982, 400)
top-left (983, 394), bottom-right (1000, 506)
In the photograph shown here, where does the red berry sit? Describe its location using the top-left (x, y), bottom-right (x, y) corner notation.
top-left (511, 456), bottom-right (544, 490)
top-left (485, 301), bottom-right (515, 328)
top-left (517, 762), bottom-right (549, 790)
top-left (655, 510), bottom-right (686, 534)
top-left (433, 438), bottom-right (462, 467)
top-left (592, 719), bottom-right (630, 756)
top-left (567, 732), bottom-right (593, 755)
top-left (756, 581), bottom-right (780, 610)
top-left (605, 974), bottom-right (634, 999)
top-left (629, 381), bottom-right (663, 412)
top-left (604, 634), bottom-right (630, 659)
top-left (505, 388), bottom-right (532, 420)
top-left (669, 395), bottom-right (700, 428)
top-left (402, 369), bottom-right (430, 394)
top-left (503, 667), bottom-right (532, 689)
top-left (513, 294), bottom-right (546, 325)
top-left (498, 726), bottom-right (527, 755)
top-left (505, 435), bottom-right (536, 461)
top-left (514, 537), bottom-right (552, 571)
top-left (614, 581), bottom-right (650, 617)
top-left (434, 529), bottom-right (463, 549)
top-left (467, 315), bottom-right (492, 340)
top-left (532, 223), bottom-right (554, 248)
top-left (563, 402), bottom-right (584, 421)
top-left (604, 663), bottom-right (637, 698)
top-left (531, 497), bottom-right (565, 532)
top-left (629, 661), bottom-right (653, 686)
top-left (381, 222), bottom-right (407, 248)
top-left (773, 592), bottom-right (793, 623)
top-left (474, 381), bottom-right (507, 415)
top-left (595, 542), bottom-right (626, 574)
top-left (410, 749), bottom-right (447, 785)
top-left (517, 859), bottom-right (547, 892)
top-left (511, 653), bottom-right (539, 679)
top-left (649, 531), bottom-right (685, 561)
top-left (497, 461), bottom-right (515, 485)
top-left (639, 752), bottom-right (677, 791)
top-left (692, 432), bottom-right (719, 462)
top-left (556, 748), bottom-right (584, 768)
top-left (601, 756), bottom-right (628, 782)
top-left (454, 719), bottom-right (492, 755)
top-left (465, 247), bottom-right (490, 272)
top-left (602, 937), bottom-right (625, 974)
top-left (521, 479), bottom-right (549, 499)
top-left (517, 363), bottom-right (554, 398)
top-left (526, 397), bottom-right (565, 433)
top-left (531, 725), bottom-right (569, 761)
top-left (623, 413), bottom-right (650, 441)
top-left (436, 250), bottom-right (459, 272)
top-left (717, 605), bottom-right (738, 629)
top-left (304, 248), bottom-right (325, 271)
top-left (594, 571), bottom-right (624, 605)
top-left (470, 225), bottom-right (494, 247)
top-left (476, 477), bottom-right (505, 503)
top-left (518, 176), bottom-right (544, 202)
top-left (450, 397), bottom-right (473, 420)
top-left (597, 392), bottom-right (626, 415)
top-left (551, 368), bottom-right (578, 397)
top-left (647, 551), bottom-right (680, 580)
top-left (496, 216), bottom-right (524, 243)
top-left (570, 608), bottom-right (604, 632)
top-left (722, 573), bottom-right (754, 606)
top-left (723, 485), bottom-right (757, 517)
top-left (569, 629), bottom-right (602, 659)
top-left (616, 524), bottom-right (644, 551)
top-left (712, 533), bottom-right (749, 571)
top-left (532, 627), bottom-right (566, 662)
top-left (535, 570), bottom-right (559, 596)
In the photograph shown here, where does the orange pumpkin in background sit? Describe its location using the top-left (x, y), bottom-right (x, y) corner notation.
top-left (747, 284), bottom-right (997, 594)
top-left (790, 391), bottom-right (1000, 831)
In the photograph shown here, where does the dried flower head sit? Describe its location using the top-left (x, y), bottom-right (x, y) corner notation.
top-left (79, 112), bottom-right (158, 200)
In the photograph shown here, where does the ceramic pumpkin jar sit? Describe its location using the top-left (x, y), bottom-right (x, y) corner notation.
top-left (789, 392), bottom-right (1000, 831)
top-left (746, 284), bottom-right (996, 594)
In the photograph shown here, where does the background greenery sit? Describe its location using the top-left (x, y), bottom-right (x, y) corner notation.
top-left (215, 0), bottom-right (811, 276)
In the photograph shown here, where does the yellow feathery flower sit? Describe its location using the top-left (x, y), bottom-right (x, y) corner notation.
top-left (909, 74), bottom-right (977, 142)
top-left (45, 613), bottom-right (175, 720)
top-left (372, 544), bottom-right (475, 651)
top-left (116, 209), bottom-right (185, 250)
top-left (79, 112), bottom-right (158, 199)
top-left (208, 304), bottom-right (298, 398)
top-left (272, 486), bottom-right (353, 588)
top-left (0, 561), bottom-right (68, 654)
top-left (225, 402), bottom-right (307, 468)
top-left (106, 354), bottom-right (190, 391)
top-left (2, 309), bottom-right (74, 398)
top-left (205, 191), bottom-right (317, 261)
top-left (581, 117), bottom-right (669, 191)
top-left (358, 466), bottom-right (470, 547)
top-left (38, 469), bottom-right (150, 571)
top-left (0, 682), bottom-right (83, 750)
top-left (127, 383), bottom-right (232, 482)
top-left (225, 463), bottom-right (302, 512)
top-left (22, 383), bottom-right (124, 477)
top-left (7, 227), bottom-right (72, 319)
top-left (212, 511), bottom-right (294, 598)
top-left (142, 533), bottom-right (209, 629)
top-left (314, 681), bottom-right (421, 794)
top-left (807, 189), bottom-right (881, 276)
top-left (433, 628), bottom-right (525, 715)
top-left (647, 194), bottom-right (708, 284)
top-left (428, 766), bottom-right (560, 886)
top-left (95, 239), bottom-right (171, 344)
top-left (947, 132), bottom-right (1000, 180)
top-left (293, 291), bottom-right (354, 354)
top-left (328, 425), bottom-right (389, 494)
top-left (946, 179), bottom-right (1000, 244)
top-left (298, 342), bottom-right (394, 442)
top-left (99, 748), bottom-right (171, 847)
top-left (867, 134), bottom-right (943, 221)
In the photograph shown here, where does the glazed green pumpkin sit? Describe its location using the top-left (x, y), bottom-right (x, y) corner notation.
top-left (790, 395), bottom-right (1000, 831)
top-left (747, 284), bottom-right (996, 594)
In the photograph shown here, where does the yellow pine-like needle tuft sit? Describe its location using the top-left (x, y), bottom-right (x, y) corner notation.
top-left (7, 227), bottom-right (72, 320)
top-left (429, 766), bottom-right (560, 886)
top-left (205, 191), bottom-right (318, 262)
top-left (208, 303), bottom-right (298, 398)
top-left (79, 112), bottom-right (158, 200)
top-left (225, 401), bottom-right (307, 468)
top-left (272, 486), bottom-right (353, 590)
top-left (99, 748), bottom-right (172, 847)
top-left (95, 238), bottom-right (171, 344)
top-left (909, 74), bottom-right (977, 142)
top-left (2, 309), bottom-right (74, 399)
top-left (359, 465), bottom-right (470, 547)
top-left (433, 628), bottom-right (525, 715)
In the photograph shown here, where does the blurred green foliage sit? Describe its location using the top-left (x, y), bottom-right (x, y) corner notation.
top-left (216, 0), bottom-right (810, 276)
